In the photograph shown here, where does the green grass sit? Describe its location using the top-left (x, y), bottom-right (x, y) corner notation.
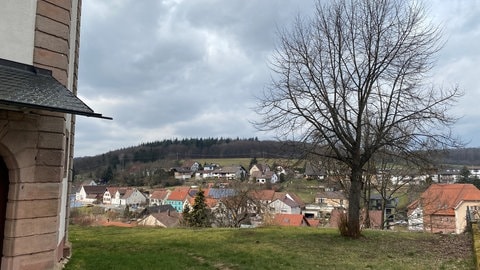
top-left (65, 226), bottom-right (474, 270)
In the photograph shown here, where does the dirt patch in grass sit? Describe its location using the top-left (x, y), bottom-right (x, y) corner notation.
top-left (425, 233), bottom-right (472, 259)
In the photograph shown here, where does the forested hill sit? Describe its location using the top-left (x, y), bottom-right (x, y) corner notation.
top-left (73, 138), bottom-right (300, 174)
top-left (73, 137), bottom-right (480, 174)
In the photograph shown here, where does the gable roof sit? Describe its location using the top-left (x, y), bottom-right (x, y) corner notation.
top-left (273, 214), bottom-right (309, 227)
top-left (250, 189), bottom-right (276, 201)
top-left (139, 212), bottom-right (180, 228)
top-left (83, 185), bottom-right (107, 195)
top-left (150, 189), bottom-right (170, 200)
top-left (316, 190), bottom-right (346, 200)
top-left (420, 183), bottom-right (480, 216)
top-left (167, 187), bottom-right (190, 201)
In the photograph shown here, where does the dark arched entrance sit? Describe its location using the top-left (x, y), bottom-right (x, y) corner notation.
top-left (0, 157), bottom-right (8, 258)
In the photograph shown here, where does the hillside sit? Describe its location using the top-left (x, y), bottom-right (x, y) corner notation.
top-left (74, 138), bottom-right (300, 173)
top-left (73, 138), bottom-right (480, 187)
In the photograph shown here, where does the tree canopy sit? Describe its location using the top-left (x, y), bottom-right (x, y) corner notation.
top-left (256, 0), bottom-right (460, 238)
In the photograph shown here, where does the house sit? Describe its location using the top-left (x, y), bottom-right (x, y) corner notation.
top-left (105, 187), bottom-right (147, 206)
top-left (165, 187), bottom-right (191, 212)
top-left (252, 171), bottom-right (278, 184)
top-left (249, 163), bottom-right (271, 177)
top-left (436, 169), bottom-right (461, 184)
top-left (138, 211), bottom-right (180, 228)
top-left (269, 194), bottom-right (302, 214)
top-left (407, 183), bottom-right (480, 234)
top-left (182, 160), bottom-right (201, 172)
top-left (77, 186), bottom-right (107, 204)
top-left (212, 166), bottom-right (247, 180)
top-left (0, 1), bottom-right (109, 268)
top-left (369, 194), bottom-right (398, 224)
top-left (171, 167), bottom-right (193, 180)
top-left (314, 190), bottom-right (348, 217)
top-left (304, 162), bottom-right (326, 180)
top-left (273, 213), bottom-right (310, 227)
top-left (149, 189), bottom-right (171, 206)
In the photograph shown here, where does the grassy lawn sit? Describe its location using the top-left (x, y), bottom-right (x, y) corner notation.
top-left (65, 226), bottom-right (474, 270)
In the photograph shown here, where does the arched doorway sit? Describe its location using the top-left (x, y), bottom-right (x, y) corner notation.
top-left (0, 157), bottom-right (8, 258)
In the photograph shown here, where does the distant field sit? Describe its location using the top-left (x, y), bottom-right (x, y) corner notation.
top-left (193, 158), bottom-right (301, 170)
top-left (65, 226), bottom-right (474, 270)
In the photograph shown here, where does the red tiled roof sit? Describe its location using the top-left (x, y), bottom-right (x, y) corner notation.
top-left (419, 183), bottom-right (480, 216)
top-left (167, 187), bottom-right (190, 201)
top-left (150, 189), bottom-right (170, 200)
top-left (250, 189), bottom-right (275, 201)
top-left (273, 214), bottom-right (309, 227)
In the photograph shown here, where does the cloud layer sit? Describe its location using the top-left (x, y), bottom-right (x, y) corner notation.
top-left (75, 0), bottom-right (480, 157)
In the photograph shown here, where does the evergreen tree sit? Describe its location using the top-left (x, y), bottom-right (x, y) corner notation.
top-left (184, 190), bottom-right (211, 227)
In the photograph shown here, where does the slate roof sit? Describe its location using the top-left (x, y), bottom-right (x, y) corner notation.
top-left (0, 58), bottom-right (111, 119)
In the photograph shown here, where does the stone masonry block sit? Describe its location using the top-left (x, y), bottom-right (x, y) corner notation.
top-left (44, 0), bottom-right (72, 12)
top-left (36, 0), bottom-right (70, 25)
top-left (35, 15), bottom-right (69, 40)
top-left (12, 149), bottom-right (37, 169)
top-left (34, 48), bottom-right (68, 70)
top-left (10, 182), bottom-right (60, 201)
top-left (33, 166), bottom-right (62, 183)
top-left (4, 217), bottom-right (58, 238)
top-left (6, 199), bottom-right (59, 219)
top-left (3, 233), bottom-right (57, 256)
top-left (38, 132), bottom-right (64, 150)
top-left (36, 149), bottom-right (63, 166)
top-left (34, 31), bottom-right (69, 57)
top-left (1, 250), bottom-right (55, 270)
top-left (0, 132), bottom-right (38, 155)
top-left (37, 115), bottom-right (65, 133)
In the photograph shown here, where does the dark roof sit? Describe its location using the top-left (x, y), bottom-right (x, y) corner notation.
top-left (0, 58), bottom-right (111, 119)
top-left (145, 205), bottom-right (176, 214)
top-left (83, 185), bottom-right (107, 194)
top-left (207, 188), bottom-right (236, 199)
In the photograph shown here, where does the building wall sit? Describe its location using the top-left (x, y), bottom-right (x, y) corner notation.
top-left (0, 0), bottom-right (37, 64)
top-left (455, 201), bottom-right (480, 234)
top-left (0, 0), bottom-right (82, 269)
top-left (423, 214), bottom-right (456, 234)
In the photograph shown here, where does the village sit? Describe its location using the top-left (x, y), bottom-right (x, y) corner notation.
top-left (73, 160), bottom-right (480, 234)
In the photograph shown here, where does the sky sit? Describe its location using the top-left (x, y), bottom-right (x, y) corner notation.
top-left (74, 0), bottom-right (480, 157)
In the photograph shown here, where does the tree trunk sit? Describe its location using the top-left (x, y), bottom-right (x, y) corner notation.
top-left (347, 168), bottom-right (363, 238)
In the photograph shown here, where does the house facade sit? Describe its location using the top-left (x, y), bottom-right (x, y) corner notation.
top-left (407, 183), bottom-right (480, 234)
top-left (0, 1), bottom-right (107, 269)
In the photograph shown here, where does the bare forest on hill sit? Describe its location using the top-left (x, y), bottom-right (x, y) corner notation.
top-left (74, 138), bottom-right (480, 178)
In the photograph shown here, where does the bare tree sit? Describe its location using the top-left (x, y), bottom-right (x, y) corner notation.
top-left (212, 183), bottom-right (265, 228)
top-left (256, 0), bottom-right (461, 238)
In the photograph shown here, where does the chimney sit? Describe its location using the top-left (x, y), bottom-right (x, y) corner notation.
top-left (167, 209), bottom-right (170, 216)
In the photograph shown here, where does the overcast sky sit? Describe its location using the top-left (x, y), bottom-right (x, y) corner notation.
top-left (74, 0), bottom-right (480, 157)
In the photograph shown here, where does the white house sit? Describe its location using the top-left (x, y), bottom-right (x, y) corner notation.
top-left (269, 194), bottom-right (302, 214)
top-left (104, 187), bottom-right (148, 206)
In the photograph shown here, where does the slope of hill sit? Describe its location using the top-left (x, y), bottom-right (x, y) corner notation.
top-left (73, 138), bottom-right (300, 175)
